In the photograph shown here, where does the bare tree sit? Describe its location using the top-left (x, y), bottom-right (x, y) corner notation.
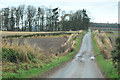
top-left (15, 7), bottom-right (21, 29)
top-left (37, 7), bottom-right (45, 31)
top-left (1, 5), bottom-right (90, 31)
top-left (19, 5), bottom-right (25, 31)
top-left (27, 5), bottom-right (36, 31)
top-left (37, 7), bottom-right (41, 31)
top-left (46, 7), bottom-right (52, 31)
top-left (9, 7), bottom-right (16, 31)
top-left (40, 8), bottom-right (45, 31)
top-left (2, 8), bottom-right (9, 31)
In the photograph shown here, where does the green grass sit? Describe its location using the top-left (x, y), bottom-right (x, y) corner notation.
top-left (91, 32), bottom-right (118, 79)
top-left (2, 32), bottom-right (86, 78)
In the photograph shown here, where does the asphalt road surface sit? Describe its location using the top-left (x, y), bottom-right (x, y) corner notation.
top-left (47, 30), bottom-right (104, 78)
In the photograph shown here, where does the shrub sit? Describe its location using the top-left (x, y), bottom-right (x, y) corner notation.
top-left (2, 48), bottom-right (35, 63)
top-left (111, 37), bottom-right (120, 74)
top-left (2, 48), bottom-right (17, 63)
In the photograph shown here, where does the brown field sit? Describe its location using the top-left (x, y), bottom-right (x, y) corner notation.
top-left (2, 30), bottom-right (82, 60)
top-left (2, 33), bottom-right (79, 67)
top-left (3, 37), bottom-right (69, 54)
top-left (1, 31), bottom-right (82, 54)
top-left (2, 31), bottom-right (80, 55)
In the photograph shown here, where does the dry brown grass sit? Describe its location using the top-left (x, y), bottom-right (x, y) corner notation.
top-left (60, 33), bottom-right (79, 54)
top-left (93, 30), bottom-right (113, 59)
top-left (2, 39), bottom-right (46, 58)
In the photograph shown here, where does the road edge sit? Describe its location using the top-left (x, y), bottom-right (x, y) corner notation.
top-left (91, 32), bottom-right (107, 78)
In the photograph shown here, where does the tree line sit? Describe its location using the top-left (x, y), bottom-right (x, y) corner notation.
top-left (0, 5), bottom-right (90, 31)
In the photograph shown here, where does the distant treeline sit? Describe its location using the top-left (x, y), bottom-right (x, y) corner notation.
top-left (91, 23), bottom-right (118, 28)
top-left (0, 5), bottom-right (90, 31)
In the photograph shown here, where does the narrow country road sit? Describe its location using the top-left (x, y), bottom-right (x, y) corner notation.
top-left (47, 30), bottom-right (104, 78)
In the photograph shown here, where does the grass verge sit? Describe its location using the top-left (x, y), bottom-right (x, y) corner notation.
top-left (91, 32), bottom-right (118, 79)
top-left (2, 32), bottom-right (86, 78)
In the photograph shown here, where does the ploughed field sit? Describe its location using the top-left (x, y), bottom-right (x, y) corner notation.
top-left (5, 37), bottom-right (69, 54)
top-left (2, 31), bottom-right (83, 55)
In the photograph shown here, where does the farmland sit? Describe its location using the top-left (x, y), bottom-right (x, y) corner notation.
top-left (1, 30), bottom-right (85, 78)
top-left (3, 37), bottom-right (68, 54)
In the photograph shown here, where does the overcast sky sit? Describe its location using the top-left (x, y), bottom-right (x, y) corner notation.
top-left (0, 0), bottom-right (119, 23)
